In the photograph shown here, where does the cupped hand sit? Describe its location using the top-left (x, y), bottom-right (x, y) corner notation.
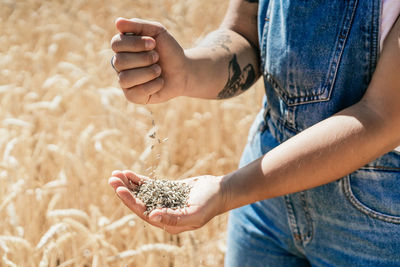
top-left (110, 18), bottom-right (189, 104)
top-left (108, 170), bottom-right (227, 234)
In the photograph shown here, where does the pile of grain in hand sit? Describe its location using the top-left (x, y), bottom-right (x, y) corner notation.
top-left (134, 179), bottom-right (191, 215)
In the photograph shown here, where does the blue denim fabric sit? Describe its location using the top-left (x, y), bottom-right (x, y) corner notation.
top-left (225, 1), bottom-right (400, 266)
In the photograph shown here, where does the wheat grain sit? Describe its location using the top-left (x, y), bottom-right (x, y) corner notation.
top-left (92, 129), bottom-right (121, 142)
top-left (36, 223), bottom-right (68, 250)
top-left (134, 179), bottom-right (191, 215)
top-left (3, 137), bottom-right (19, 168)
top-left (25, 95), bottom-right (62, 111)
top-left (43, 179), bottom-right (67, 189)
top-left (62, 218), bottom-right (92, 238)
top-left (38, 241), bottom-right (56, 267)
top-left (98, 238), bottom-right (119, 255)
top-left (1, 256), bottom-right (17, 267)
top-left (2, 118), bottom-right (33, 128)
top-left (92, 254), bottom-right (100, 267)
top-left (54, 232), bottom-right (76, 248)
top-left (6, 203), bottom-right (19, 226)
top-left (104, 214), bottom-right (136, 232)
top-left (0, 179), bottom-right (24, 213)
top-left (0, 236), bottom-right (32, 252)
top-left (47, 209), bottom-right (90, 224)
top-left (0, 239), bottom-right (9, 254)
top-left (0, 239), bottom-right (17, 267)
top-left (97, 216), bottom-right (111, 227)
top-left (46, 194), bottom-right (62, 212)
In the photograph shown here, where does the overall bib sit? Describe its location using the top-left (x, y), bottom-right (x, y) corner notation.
top-left (225, 1), bottom-right (400, 266)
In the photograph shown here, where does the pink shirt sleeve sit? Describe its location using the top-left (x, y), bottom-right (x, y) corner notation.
top-left (380, 0), bottom-right (400, 50)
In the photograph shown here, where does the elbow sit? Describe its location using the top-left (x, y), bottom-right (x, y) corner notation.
top-left (358, 96), bottom-right (400, 150)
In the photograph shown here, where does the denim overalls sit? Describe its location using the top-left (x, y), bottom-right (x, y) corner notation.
top-left (225, 1), bottom-right (400, 266)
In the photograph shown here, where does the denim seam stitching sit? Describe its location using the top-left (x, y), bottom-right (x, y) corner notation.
top-left (299, 192), bottom-right (313, 245)
top-left (274, 115), bottom-right (299, 134)
top-left (323, 0), bottom-right (359, 102)
top-left (360, 166), bottom-right (400, 171)
top-left (260, 6), bottom-right (272, 75)
top-left (371, 0), bottom-right (381, 74)
top-left (284, 195), bottom-right (304, 246)
top-left (265, 72), bottom-right (322, 100)
top-left (342, 176), bottom-right (400, 224)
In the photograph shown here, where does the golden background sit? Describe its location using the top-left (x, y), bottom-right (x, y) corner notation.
top-left (0, 0), bottom-right (264, 266)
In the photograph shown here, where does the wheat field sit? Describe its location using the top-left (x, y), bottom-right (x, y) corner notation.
top-left (0, 0), bottom-right (264, 266)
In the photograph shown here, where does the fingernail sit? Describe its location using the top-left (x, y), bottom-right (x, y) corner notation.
top-left (116, 189), bottom-right (122, 197)
top-left (115, 17), bottom-right (125, 24)
top-left (150, 215), bottom-right (162, 222)
top-left (152, 51), bottom-right (159, 62)
top-left (112, 170), bottom-right (120, 176)
top-left (145, 39), bottom-right (154, 49)
top-left (153, 64), bottom-right (161, 74)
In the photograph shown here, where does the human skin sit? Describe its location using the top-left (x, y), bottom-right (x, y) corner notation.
top-left (110, 1), bottom-right (259, 103)
top-left (109, 0), bottom-right (400, 234)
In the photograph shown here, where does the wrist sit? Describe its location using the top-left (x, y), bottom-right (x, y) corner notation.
top-left (218, 174), bottom-right (233, 214)
top-left (181, 48), bottom-right (198, 98)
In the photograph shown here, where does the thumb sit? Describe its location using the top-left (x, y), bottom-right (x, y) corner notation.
top-left (115, 17), bottom-right (166, 37)
top-left (148, 207), bottom-right (199, 227)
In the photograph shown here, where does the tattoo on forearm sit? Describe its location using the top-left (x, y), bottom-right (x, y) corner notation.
top-left (217, 55), bottom-right (256, 99)
top-left (211, 33), bottom-right (232, 52)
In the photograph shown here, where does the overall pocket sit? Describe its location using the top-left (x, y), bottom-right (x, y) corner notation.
top-left (343, 162), bottom-right (400, 224)
top-left (262, 0), bottom-right (359, 106)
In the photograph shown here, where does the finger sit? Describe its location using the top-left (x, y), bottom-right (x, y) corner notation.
top-left (108, 176), bottom-right (126, 190)
top-left (115, 17), bottom-right (166, 37)
top-left (146, 86), bottom-right (172, 104)
top-left (122, 170), bottom-right (150, 185)
top-left (110, 55), bottom-right (119, 72)
top-left (111, 170), bottom-right (133, 190)
top-left (118, 64), bottom-right (161, 89)
top-left (113, 51), bottom-right (159, 71)
top-left (111, 34), bottom-right (156, 53)
top-left (148, 206), bottom-right (200, 227)
top-left (123, 77), bottom-right (164, 104)
top-left (115, 186), bottom-right (148, 217)
top-left (162, 225), bottom-right (196, 235)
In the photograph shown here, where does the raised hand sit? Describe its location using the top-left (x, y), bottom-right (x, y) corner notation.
top-left (108, 170), bottom-right (227, 234)
top-left (110, 18), bottom-right (189, 104)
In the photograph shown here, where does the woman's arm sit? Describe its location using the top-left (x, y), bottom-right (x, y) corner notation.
top-left (183, 0), bottom-right (260, 99)
top-left (222, 16), bottom-right (400, 211)
top-left (110, 0), bottom-right (260, 104)
top-left (109, 8), bottom-right (400, 235)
